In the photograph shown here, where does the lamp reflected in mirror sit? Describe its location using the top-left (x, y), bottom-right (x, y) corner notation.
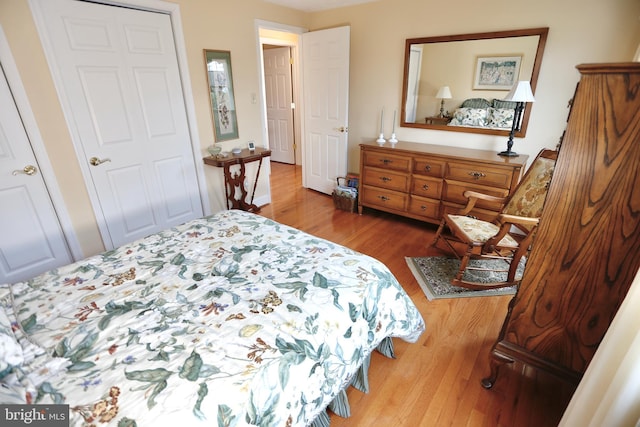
top-left (435, 86), bottom-right (452, 118)
top-left (400, 27), bottom-right (548, 137)
top-left (499, 80), bottom-right (535, 157)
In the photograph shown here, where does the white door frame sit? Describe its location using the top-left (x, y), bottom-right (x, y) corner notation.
top-left (29, 0), bottom-right (210, 251)
top-left (0, 25), bottom-right (82, 260)
top-left (255, 19), bottom-right (306, 189)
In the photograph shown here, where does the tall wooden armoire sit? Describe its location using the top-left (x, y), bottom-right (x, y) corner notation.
top-left (482, 63), bottom-right (640, 388)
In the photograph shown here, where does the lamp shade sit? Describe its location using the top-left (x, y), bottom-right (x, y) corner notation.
top-left (504, 81), bottom-right (535, 102)
top-left (435, 86), bottom-right (452, 99)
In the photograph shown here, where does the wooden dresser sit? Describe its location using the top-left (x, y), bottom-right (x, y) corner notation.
top-left (483, 63), bottom-right (640, 388)
top-left (358, 141), bottom-right (528, 224)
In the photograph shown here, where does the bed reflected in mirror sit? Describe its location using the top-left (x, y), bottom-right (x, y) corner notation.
top-left (401, 28), bottom-right (548, 137)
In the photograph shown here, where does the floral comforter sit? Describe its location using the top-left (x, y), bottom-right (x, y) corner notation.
top-left (0, 210), bottom-right (424, 426)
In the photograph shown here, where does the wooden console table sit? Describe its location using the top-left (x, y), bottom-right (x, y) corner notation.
top-left (203, 147), bottom-right (271, 212)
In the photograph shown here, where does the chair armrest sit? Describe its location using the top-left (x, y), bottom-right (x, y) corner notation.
top-left (498, 214), bottom-right (540, 228)
top-left (463, 190), bottom-right (508, 205)
top-left (454, 191), bottom-right (507, 215)
top-left (483, 215), bottom-right (540, 251)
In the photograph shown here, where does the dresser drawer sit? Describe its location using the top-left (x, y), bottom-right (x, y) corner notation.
top-left (408, 195), bottom-right (440, 220)
top-left (359, 141), bottom-right (528, 223)
top-left (362, 167), bottom-right (410, 192)
top-left (362, 185), bottom-right (407, 211)
top-left (445, 161), bottom-right (515, 189)
top-left (413, 156), bottom-right (445, 177)
top-left (443, 180), bottom-right (509, 211)
top-left (411, 176), bottom-right (442, 199)
top-left (363, 151), bottom-right (411, 172)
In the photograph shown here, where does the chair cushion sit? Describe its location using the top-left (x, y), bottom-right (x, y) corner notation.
top-left (503, 157), bottom-right (556, 218)
top-left (447, 215), bottom-right (519, 248)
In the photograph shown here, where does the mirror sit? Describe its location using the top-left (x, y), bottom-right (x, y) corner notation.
top-left (401, 28), bottom-right (548, 137)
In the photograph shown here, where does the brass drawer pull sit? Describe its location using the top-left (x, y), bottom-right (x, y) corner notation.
top-left (422, 184), bottom-right (429, 190)
top-left (468, 171), bottom-right (486, 180)
top-left (380, 176), bottom-right (392, 182)
top-left (382, 159), bottom-right (393, 164)
top-left (377, 195), bottom-right (390, 202)
top-left (424, 165), bottom-right (431, 172)
top-left (420, 205), bottom-right (427, 211)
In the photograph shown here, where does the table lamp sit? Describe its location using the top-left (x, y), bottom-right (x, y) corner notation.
top-left (435, 86), bottom-right (452, 118)
top-left (499, 81), bottom-right (535, 157)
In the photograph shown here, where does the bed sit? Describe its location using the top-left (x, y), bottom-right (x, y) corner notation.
top-left (0, 210), bottom-right (425, 426)
top-left (447, 97), bottom-right (517, 130)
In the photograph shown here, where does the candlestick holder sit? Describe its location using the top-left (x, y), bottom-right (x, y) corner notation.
top-left (389, 133), bottom-right (398, 144)
top-left (376, 133), bottom-right (386, 145)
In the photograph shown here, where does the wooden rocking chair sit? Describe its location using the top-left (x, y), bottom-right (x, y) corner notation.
top-left (431, 149), bottom-right (558, 290)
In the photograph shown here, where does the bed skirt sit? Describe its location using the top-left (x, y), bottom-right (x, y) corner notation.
top-left (311, 337), bottom-right (395, 426)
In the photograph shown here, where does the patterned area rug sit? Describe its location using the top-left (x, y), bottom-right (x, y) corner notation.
top-left (405, 256), bottom-right (523, 300)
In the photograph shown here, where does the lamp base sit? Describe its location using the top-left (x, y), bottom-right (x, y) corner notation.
top-left (498, 150), bottom-right (519, 157)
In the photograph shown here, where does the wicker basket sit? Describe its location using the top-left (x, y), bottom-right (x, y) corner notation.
top-left (332, 177), bottom-right (358, 213)
top-left (332, 191), bottom-right (357, 212)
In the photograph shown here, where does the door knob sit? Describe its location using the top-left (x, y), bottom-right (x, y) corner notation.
top-left (89, 157), bottom-right (111, 166)
top-left (12, 165), bottom-right (37, 176)
top-left (335, 126), bottom-right (348, 133)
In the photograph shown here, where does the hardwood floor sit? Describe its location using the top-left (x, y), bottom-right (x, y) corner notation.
top-left (258, 161), bottom-right (576, 427)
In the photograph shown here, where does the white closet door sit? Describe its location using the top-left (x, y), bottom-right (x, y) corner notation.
top-left (33, 0), bottom-right (203, 248)
top-left (0, 64), bottom-right (72, 283)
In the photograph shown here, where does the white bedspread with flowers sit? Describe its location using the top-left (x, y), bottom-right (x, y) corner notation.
top-left (0, 210), bottom-right (424, 426)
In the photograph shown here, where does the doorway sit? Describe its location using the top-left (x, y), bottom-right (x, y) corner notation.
top-left (258, 24), bottom-right (302, 168)
top-left (256, 21), bottom-right (351, 197)
top-left (263, 45), bottom-right (296, 165)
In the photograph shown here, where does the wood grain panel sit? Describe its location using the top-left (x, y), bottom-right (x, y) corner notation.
top-left (496, 63), bottom-right (640, 381)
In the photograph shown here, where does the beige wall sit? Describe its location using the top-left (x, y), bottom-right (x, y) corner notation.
top-left (1, 0), bottom-right (640, 258)
top-left (0, 0), bottom-right (307, 256)
top-left (309, 0), bottom-right (640, 173)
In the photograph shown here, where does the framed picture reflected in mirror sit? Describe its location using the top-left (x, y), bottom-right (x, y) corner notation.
top-left (473, 55), bottom-right (522, 90)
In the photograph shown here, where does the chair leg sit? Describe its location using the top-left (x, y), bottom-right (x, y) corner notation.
top-left (431, 219), bottom-right (446, 247)
top-left (507, 232), bottom-right (534, 283)
top-left (453, 246), bottom-right (473, 283)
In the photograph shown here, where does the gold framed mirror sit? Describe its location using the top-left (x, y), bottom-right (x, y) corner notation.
top-left (401, 28), bottom-right (548, 137)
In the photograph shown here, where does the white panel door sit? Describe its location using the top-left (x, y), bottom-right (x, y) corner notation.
top-left (34, 0), bottom-right (202, 248)
top-left (264, 47), bottom-right (295, 164)
top-left (302, 26), bottom-right (350, 195)
top-left (0, 64), bottom-right (72, 283)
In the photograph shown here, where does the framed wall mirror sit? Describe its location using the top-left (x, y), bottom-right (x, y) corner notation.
top-left (401, 28), bottom-right (548, 137)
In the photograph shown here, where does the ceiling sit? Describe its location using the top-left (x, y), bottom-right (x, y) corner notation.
top-left (263, 0), bottom-right (380, 12)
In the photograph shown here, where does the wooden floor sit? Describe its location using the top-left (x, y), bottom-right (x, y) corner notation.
top-left (258, 162), bottom-right (576, 427)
